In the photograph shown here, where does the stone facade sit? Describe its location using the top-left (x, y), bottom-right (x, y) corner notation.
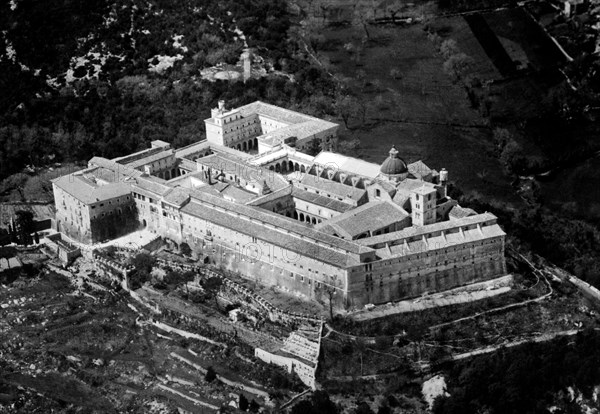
top-left (52, 178), bottom-right (137, 244)
top-left (204, 101), bottom-right (338, 154)
top-left (53, 101), bottom-right (508, 310)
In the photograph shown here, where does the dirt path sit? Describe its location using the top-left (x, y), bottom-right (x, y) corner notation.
top-left (418, 328), bottom-right (582, 371)
top-left (427, 254), bottom-right (553, 331)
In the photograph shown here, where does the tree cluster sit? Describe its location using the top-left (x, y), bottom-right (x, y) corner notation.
top-left (434, 329), bottom-right (600, 414)
top-left (0, 0), bottom-right (339, 181)
top-left (456, 190), bottom-right (600, 289)
top-left (128, 252), bottom-right (156, 289)
top-left (291, 390), bottom-right (338, 414)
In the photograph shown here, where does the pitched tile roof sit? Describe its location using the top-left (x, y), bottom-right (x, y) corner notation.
top-left (198, 153), bottom-right (289, 192)
top-left (113, 147), bottom-right (164, 166)
top-left (356, 213), bottom-right (501, 247)
top-left (187, 189), bottom-right (373, 257)
top-left (221, 185), bottom-right (257, 203)
top-left (298, 174), bottom-right (366, 203)
top-left (125, 149), bottom-right (175, 169)
top-left (181, 200), bottom-right (361, 267)
top-left (236, 101), bottom-right (338, 129)
top-left (163, 188), bottom-right (191, 207)
top-left (313, 152), bottom-right (381, 179)
top-left (53, 173), bottom-right (132, 204)
top-left (291, 187), bottom-right (354, 213)
top-left (315, 201), bottom-right (410, 238)
top-left (407, 160), bottom-right (433, 179)
top-left (88, 157), bottom-right (143, 180)
top-left (246, 186), bottom-right (294, 206)
top-left (375, 223), bottom-right (506, 259)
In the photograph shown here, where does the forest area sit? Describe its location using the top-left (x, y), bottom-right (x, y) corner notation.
top-left (4, 1), bottom-right (600, 413)
top-left (1, 0), bottom-right (600, 289)
top-left (0, 0), bottom-right (342, 180)
top-left (433, 329), bottom-right (600, 414)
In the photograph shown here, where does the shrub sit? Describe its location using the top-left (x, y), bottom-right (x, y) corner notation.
top-left (205, 366), bottom-right (217, 382)
top-left (239, 394), bottom-right (249, 411)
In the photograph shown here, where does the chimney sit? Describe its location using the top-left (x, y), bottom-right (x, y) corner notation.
top-left (218, 100), bottom-right (225, 112)
top-left (260, 179), bottom-right (272, 195)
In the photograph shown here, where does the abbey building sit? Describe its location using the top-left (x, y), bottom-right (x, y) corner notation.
top-left (52, 101), bottom-right (507, 309)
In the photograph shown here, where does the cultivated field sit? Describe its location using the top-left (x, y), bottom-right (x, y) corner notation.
top-left (430, 16), bottom-right (502, 81)
top-left (320, 23), bottom-right (519, 204)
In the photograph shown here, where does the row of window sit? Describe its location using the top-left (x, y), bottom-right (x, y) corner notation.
top-left (361, 253), bottom-right (501, 282)
top-left (365, 259), bottom-right (501, 293)
top-left (301, 185), bottom-right (344, 202)
top-left (414, 193), bottom-right (434, 201)
top-left (290, 272), bottom-right (328, 289)
top-left (91, 206), bottom-right (133, 219)
top-left (90, 195), bottom-right (130, 210)
top-left (368, 236), bottom-right (501, 261)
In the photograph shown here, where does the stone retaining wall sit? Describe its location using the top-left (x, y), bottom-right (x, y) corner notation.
top-left (156, 258), bottom-right (323, 325)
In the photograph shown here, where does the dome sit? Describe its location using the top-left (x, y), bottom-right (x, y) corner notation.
top-left (380, 145), bottom-right (408, 175)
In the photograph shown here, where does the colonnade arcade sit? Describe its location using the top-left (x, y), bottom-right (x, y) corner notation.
top-left (156, 167), bottom-right (184, 180)
top-left (278, 209), bottom-right (322, 225)
top-left (266, 159), bottom-right (309, 174)
top-left (234, 138), bottom-right (259, 152)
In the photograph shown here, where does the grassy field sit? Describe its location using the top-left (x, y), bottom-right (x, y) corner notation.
top-left (429, 16), bottom-right (502, 81)
top-left (323, 24), bottom-right (483, 125)
top-left (482, 8), bottom-right (566, 70)
top-left (428, 11), bottom-right (566, 120)
top-left (320, 23), bottom-right (520, 204)
top-left (342, 122), bottom-right (518, 204)
top-left (483, 69), bottom-right (564, 121)
top-left (538, 156), bottom-right (600, 222)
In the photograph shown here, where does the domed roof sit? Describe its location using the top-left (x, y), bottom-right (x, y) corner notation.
top-left (380, 145), bottom-right (408, 175)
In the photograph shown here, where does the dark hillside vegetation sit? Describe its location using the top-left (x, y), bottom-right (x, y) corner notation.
top-left (453, 188), bottom-right (600, 289)
top-left (436, 0), bottom-right (516, 12)
top-left (0, 0), bottom-right (334, 180)
top-left (433, 329), bottom-right (600, 414)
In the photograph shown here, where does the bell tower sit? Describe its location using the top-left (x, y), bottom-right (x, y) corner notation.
top-left (411, 185), bottom-right (437, 226)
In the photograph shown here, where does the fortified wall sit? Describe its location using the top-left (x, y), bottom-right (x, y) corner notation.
top-left (52, 101), bottom-right (508, 310)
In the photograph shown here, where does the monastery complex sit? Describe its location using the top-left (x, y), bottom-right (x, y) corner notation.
top-left (52, 101), bottom-right (507, 309)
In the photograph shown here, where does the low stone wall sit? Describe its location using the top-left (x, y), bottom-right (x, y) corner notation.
top-left (156, 383), bottom-right (220, 411)
top-left (255, 348), bottom-right (317, 390)
top-left (156, 258), bottom-right (323, 325)
top-left (92, 254), bottom-right (134, 280)
top-left (45, 233), bottom-right (81, 264)
top-left (89, 252), bottom-right (323, 391)
top-left (171, 352), bottom-right (270, 399)
top-left (255, 322), bottom-right (323, 390)
top-left (153, 321), bottom-right (226, 347)
top-left (556, 268), bottom-right (600, 309)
